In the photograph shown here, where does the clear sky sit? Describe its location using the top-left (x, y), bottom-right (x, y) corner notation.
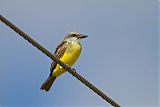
top-left (0, 0), bottom-right (159, 106)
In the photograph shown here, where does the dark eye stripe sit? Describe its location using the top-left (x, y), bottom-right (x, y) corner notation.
top-left (72, 34), bottom-right (76, 37)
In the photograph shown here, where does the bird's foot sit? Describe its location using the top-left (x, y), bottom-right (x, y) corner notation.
top-left (71, 68), bottom-right (77, 77)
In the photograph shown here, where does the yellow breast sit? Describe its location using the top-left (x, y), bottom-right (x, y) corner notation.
top-left (53, 42), bottom-right (82, 77)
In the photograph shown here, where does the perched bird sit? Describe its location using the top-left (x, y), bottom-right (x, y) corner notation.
top-left (40, 32), bottom-right (88, 92)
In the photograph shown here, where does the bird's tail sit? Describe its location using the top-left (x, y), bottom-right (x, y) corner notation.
top-left (40, 76), bottom-right (56, 92)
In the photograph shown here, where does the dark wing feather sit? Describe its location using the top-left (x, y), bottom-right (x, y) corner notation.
top-left (54, 41), bottom-right (67, 58)
top-left (50, 41), bottom-right (67, 75)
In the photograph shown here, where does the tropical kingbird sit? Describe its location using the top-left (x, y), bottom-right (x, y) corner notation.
top-left (40, 32), bottom-right (88, 92)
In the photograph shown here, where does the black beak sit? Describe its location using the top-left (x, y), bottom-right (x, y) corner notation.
top-left (78, 34), bottom-right (88, 39)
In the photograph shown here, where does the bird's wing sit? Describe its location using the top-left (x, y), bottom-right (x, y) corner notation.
top-left (49, 41), bottom-right (67, 75)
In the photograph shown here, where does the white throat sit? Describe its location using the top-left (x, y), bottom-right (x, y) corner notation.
top-left (65, 37), bottom-right (80, 43)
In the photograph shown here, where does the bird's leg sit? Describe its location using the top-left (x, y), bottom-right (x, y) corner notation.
top-left (71, 68), bottom-right (77, 77)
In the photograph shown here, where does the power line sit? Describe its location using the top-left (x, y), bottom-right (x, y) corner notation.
top-left (0, 14), bottom-right (120, 107)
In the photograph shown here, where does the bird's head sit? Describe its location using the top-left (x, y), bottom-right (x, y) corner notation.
top-left (64, 32), bottom-right (88, 42)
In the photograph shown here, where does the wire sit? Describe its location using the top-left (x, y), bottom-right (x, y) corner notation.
top-left (0, 14), bottom-right (120, 107)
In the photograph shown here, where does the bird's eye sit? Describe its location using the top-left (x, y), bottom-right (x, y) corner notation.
top-left (72, 34), bottom-right (76, 37)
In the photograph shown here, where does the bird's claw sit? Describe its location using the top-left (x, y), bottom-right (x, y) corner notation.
top-left (71, 68), bottom-right (77, 76)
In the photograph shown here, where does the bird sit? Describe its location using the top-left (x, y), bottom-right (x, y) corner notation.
top-left (40, 32), bottom-right (88, 92)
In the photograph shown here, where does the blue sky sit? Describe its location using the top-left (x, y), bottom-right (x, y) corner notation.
top-left (0, 0), bottom-right (159, 106)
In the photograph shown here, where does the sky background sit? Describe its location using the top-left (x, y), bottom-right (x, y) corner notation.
top-left (0, 0), bottom-right (159, 107)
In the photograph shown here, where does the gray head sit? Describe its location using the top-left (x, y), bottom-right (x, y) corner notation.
top-left (64, 32), bottom-right (88, 42)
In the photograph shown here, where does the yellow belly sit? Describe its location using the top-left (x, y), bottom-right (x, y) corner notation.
top-left (52, 43), bottom-right (81, 77)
